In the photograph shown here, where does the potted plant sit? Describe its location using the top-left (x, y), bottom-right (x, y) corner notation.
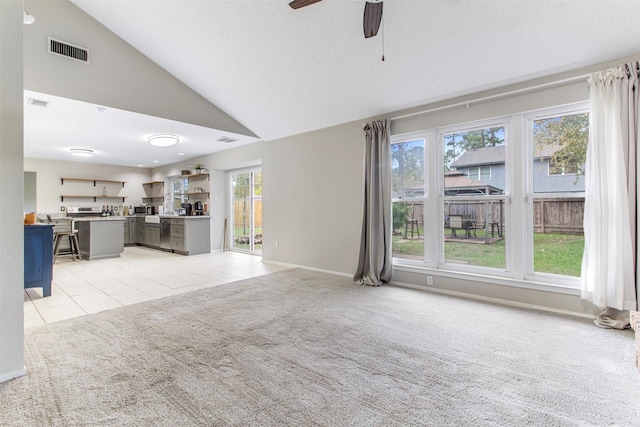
top-left (192, 162), bottom-right (206, 174)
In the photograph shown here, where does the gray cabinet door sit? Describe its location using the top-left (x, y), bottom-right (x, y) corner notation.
top-left (147, 224), bottom-right (160, 248)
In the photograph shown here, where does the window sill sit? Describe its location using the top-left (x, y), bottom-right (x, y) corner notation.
top-left (392, 260), bottom-right (581, 296)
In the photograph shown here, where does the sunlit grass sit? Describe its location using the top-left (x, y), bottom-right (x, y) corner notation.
top-left (393, 232), bottom-right (584, 277)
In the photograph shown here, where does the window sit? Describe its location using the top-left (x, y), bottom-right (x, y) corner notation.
top-left (548, 158), bottom-right (579, 176)
top-left (530, 109), bottom-right (588, 277)
top-left (442, 125), bottom-right (506, 270)
top-left (467, 166), bottom-right (492, 181)
top-left (391, 139), bottom-right (425, 260)
top-left (390, 101), bottom-right (588, 290)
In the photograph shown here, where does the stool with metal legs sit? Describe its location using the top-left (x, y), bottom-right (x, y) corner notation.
top-left (53, 229), bottom-right (80, 262)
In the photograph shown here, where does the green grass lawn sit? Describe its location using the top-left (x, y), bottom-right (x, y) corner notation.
top-left (393, 231), bottom-right (584, 277)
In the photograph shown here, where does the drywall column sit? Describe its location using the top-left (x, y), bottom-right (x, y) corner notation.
top-left (0, 0), bottom-right (26, 383)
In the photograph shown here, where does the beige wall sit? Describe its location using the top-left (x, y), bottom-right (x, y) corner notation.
top-left (24, 158), bottom-right (152, 216)
top-left (0, 0), bottom-right (26, 383)
top-left (23, 0), bottom-right (255, 137)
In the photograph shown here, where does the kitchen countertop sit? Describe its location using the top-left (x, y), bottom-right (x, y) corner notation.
top-left (72, 216), bottom-right (126, 221)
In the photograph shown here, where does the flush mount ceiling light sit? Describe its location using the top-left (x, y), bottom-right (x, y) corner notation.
top-left (148, 134), bottom-right (179, 147)
top-left (70, 148), bottom-right (94, 157)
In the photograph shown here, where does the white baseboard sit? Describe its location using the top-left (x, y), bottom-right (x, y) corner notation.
top-left (262, 259), bottom-right (594, 320)
top-left (389, 279), bottom-right (595, 320)
top-left (0, 367), bottom-right (26, 384)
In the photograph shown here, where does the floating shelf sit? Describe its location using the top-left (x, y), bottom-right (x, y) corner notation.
top-left (180, 173), bottom-right (209, 180)
top-left (61, 178), bottom-right (126, 187)
top-left (60, 195), bottom-right (128, 202)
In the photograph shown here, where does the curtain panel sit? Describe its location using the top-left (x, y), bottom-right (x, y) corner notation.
top-left (581, 62), bottom-right (639, 327)
top-left (354, 119), bottom-right (392, 286)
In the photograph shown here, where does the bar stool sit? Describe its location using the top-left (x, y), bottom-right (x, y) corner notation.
top-left (53, 229), bottom-right (80, 262)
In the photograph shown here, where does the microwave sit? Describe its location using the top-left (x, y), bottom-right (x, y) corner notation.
top-left (134, 206), bottom-right (154, 215)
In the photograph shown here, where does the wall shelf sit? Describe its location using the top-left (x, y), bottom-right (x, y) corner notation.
top-left (60, 195), bottom-right (128, 202)
top-left (61, 178), bottom-right (126, 187)
top-left (180, 173), bottom-right (209, 181)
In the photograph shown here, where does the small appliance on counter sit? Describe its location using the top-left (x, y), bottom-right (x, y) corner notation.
top-left (133, 206), bottom-right (147, 215)
top-left (181, 203), bottom-right (192, 216)
top-left (194, 201), bottom-right (204, 216)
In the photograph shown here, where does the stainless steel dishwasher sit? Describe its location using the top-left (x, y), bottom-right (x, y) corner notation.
top-left (160, 218), bottom-right (171, 250)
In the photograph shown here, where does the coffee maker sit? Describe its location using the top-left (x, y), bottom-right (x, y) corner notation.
top-left (194, 201), bottom-right (203, 216)
top-left (181, 202), bottom-right (192, 216)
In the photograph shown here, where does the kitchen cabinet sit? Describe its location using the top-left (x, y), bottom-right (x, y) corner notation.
top-left (146, 223), bottom-right (160, 248)
top-left (137, 220), bottom-right (147, 246)
top-left (76, 218), bottom-right (125, 260)
top-left (60, 177), bottom-right (127, 202)
top-left (24, 224), bottom-right (54, 297)
top-left (169, 217), bottom-right (210, 255)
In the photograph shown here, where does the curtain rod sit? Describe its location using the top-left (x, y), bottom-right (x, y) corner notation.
top-left (390, 73), bottom-right (589, 122)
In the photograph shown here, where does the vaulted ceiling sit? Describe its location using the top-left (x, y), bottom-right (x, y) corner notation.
top-left (23, 0), bottom-right (640, 167)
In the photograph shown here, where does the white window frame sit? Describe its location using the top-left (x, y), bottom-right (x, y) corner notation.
top-left (437, 118), bottom-right (511, 276)
top-left (391, 136), bottom-right (428, 263)
top-left (467, 165), bottom-right (492, 181)
top-left (523, 101), bottom-right (589, 288)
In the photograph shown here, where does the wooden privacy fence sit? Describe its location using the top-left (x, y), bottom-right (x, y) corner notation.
top-left (533, 198), bottom-right (584, 235)
top-left (445, 198), bottom-right (583, 235)
top-left (233, 199), bottom-right (263, 229)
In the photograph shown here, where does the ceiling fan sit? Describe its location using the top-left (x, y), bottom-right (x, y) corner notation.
top-left (289, 0), bottom-right (383, 39)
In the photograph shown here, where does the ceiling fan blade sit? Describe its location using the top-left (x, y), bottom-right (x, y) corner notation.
top-left (363, 1), bottom-right (383, 38)
top-left (289, 0), bottom-right (323, 9)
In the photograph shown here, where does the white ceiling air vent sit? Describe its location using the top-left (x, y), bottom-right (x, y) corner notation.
top-left (217, 136), bottom-right (238, 143)
top-left (47, 37), bottom-right (90, 63)
top-left (28, 98), bottom-right (50, 107)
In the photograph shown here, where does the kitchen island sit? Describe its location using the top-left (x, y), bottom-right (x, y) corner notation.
top-left (75, 217), bottom-right (125, 260)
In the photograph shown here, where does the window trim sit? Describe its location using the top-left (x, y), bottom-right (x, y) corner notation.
top-left (523, 101), bottom-right (589, 285)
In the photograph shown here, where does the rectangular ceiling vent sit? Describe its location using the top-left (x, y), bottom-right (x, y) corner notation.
top-left (47, 37), bottom-right (90, 63)
top-left (28, 98), bottom-right (50, 107)
top-left (217, 136), bottom-right (238, 143)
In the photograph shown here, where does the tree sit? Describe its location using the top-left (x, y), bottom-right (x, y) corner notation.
top-left (534, 113), bottom-right (589, 176)
top-left (392, 140), bottom-right (424, 198)
top-left (444, 127), bottom-right (505, 171)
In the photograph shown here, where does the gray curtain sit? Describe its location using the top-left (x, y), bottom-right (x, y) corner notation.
top-left (354, 119), bottom-right (392, 286)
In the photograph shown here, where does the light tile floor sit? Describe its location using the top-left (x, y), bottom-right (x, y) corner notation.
top-left (24, 246), bottom-right (292, 328)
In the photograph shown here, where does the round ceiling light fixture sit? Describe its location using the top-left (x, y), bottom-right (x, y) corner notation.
top-left (70, 148), bottom-right (94, 157)
top-left (148, 134), bottom-right (179, 147)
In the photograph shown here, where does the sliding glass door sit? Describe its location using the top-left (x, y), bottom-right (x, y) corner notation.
top-left (231, 169), bottom-right (262, 253)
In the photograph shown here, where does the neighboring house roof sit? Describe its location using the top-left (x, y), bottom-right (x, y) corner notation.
top-left (450, 146), bottom-right (505, 168)
top-left (444, 170), bottom-right (502, 195)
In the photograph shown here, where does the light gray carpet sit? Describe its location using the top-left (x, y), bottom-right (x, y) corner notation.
top-left (2, 268), bottom-right (639, 426)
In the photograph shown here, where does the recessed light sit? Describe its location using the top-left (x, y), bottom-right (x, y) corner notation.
top-left (148, 134), bottom-right (179, 147)
top-left (153, 160), bottom-right (159, 163)
top-left (70, 148), bottom-right (94, 157)
top-left (177, 153), bottom-right (185, 156)
top-left (137, 164), bottom-right (144, 167)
